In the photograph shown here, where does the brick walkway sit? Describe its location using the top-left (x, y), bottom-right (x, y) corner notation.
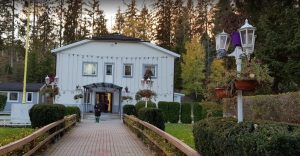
top-left (43, 114), bottom-right (154, 156)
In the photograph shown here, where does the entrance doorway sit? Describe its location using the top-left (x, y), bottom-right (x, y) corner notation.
top-left (96, 92), bottom-right (113, 113)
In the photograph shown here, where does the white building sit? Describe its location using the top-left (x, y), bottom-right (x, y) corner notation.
top-left (51, 34), bottom-right (180, 114)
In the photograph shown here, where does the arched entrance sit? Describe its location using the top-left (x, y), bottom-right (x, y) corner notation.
top-left (83, 83), bottom-right (122, 115)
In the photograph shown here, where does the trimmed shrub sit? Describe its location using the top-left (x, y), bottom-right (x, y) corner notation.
top-left (158, 101), bottom-right (169, 122)
top-left (29, 104), bottom-right (66, 128)
top-left (193, 117), bottom-right (300, 156)
top-left (0, 95), bottom-right (7, 111)
top-left (223, 92), bottom-right (300, 124)
top-left (181, 103), bottom-right (192, 123)
top-left (201, 101), bottom-right (223, 118)
top-left (138, 108), bottom-right (165, 130)
top-left (65, 106), bottom-right (81, 122)
top-left (168, 102), bottom-right (180, 123)
top-left (192, 103), bottom-right (203, 122)
top-left (123, 104), bottom-right (136, 116)
top-left (135, 101), bottom-right (156, 112)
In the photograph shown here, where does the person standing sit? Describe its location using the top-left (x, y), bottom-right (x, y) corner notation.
top-left (94, 104), bottom-right (101, 123)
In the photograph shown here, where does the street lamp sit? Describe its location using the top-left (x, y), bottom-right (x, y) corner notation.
top-left (215, 19), bottom-right (256, 123)
top-left (44, 75), bottom-right (59, 104)
top-left (141, 77), bottom-right (154, 108)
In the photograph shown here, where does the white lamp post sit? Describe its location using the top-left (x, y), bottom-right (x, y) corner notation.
top-left (215, 19), bottom-right (256, 123)
top-left (45, 75), bottom-right (59, 104)
top-left (141, 77), bottom-right (154, 108)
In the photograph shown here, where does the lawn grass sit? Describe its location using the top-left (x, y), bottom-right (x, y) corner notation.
top-left (165, 123), bottom-right (195, 149)
top-left (0, 127), bottom-right (34, 147)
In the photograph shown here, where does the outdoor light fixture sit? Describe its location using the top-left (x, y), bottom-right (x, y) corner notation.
top-left (215, 30), bottom-right (230, 58)
top-left (45, 75), bottom-right (50, 85)
top-left (54, 76), bottom-right (59, 85)
top-left (238, 19), bottom-right (256, 55)
top-left (215, 19), bottom-right (256, 123)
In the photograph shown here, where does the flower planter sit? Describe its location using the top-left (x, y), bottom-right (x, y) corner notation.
top-left (234, 80), bottom-right (258, 91)
top-left (214, 88), bottom-right (231, 99)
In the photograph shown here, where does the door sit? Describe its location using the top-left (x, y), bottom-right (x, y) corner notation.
top-left (96, 92), bottom-right (113, 113)
top-left (105, 63), bottom-right (114, 83)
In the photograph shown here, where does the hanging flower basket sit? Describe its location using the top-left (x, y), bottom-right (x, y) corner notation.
top-left (234, 80), bottom-right (258, 91)
top-left (214, 87), bottom-right (232, 99)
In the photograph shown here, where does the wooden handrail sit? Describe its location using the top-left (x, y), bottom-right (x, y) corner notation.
top-left (124, 115), bottom-right (200, 156)
top-left (0, 114), bottom-right (77, 155)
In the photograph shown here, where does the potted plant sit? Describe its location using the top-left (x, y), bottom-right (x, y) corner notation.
top-left (234, 58), bottom-right (272, 91)
top-left (74, 94), bottom-right (83, 100)
top-left (135, 89), bottom-right (157, 101)
top-left (208, 60), bottom-right (235, 99)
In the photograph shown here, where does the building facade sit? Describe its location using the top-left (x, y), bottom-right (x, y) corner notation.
top-left (51, 34), bottom-right (180, 114)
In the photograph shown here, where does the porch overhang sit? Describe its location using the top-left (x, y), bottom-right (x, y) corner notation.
top-left (83, 83), bottom-right (123, 90)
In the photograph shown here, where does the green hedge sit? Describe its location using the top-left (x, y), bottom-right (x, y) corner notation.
top-left (138, 108), bottom-right (165, 130)
top-left (158, 101), bottom-right (169, 121)
top-left (201, 101), bottom-right (223, 118)
top-left (135, 101), bottom-right (156, 112)
top-left (29, 104), bottom-right (66, 128)
top-left (223, 92), bottom-right (300, 124)
top-left (0, 95), bottom-right (7, 111)
top-left (123, 105), bottom-right (136, 116)
top-left (168, 102), bottom-right (180, 123)
top-left (192, 103), bottom-right (203, 122)
top-left (193, 117), bottom-right (300, 156)
top-left (181, 103), bottom-right (192, 123)
top-left (65, 106), bottom-right (81, 122)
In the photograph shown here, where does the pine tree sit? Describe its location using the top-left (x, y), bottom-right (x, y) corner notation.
top-left (63, 0), bottom-right (82, 44)
top-left (136, 4), bottom-right (153, 40)
top-left (113, 6), bottom-right (125, 34)
top-left (123, 0), bottom-right (139, 37)
top-left (93, 2), bottom-right (108, 36)
top-left (154, 0), bottom-right (173, 50)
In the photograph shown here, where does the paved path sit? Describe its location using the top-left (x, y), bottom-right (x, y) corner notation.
top-left (43, 114), bottom-right (154, 156)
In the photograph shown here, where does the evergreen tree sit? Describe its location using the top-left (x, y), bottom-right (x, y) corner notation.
top-left (63, 0), bottom-right (82, 44)
top-left (112, 6), bottom-right (125, 34)
top-left (123, 0), bottom-right (138, 37)
top-left (136, 4), bottom-right (153, 40)
top-left (93, 2), bottom-right (108, 36)
top-left (154, 0), bottom-right (173, 50)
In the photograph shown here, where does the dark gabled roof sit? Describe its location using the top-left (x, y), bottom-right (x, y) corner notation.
top-left (0, 82), bottom-right (44, 92)
top-left (91, 33), bottom-right (145, 42)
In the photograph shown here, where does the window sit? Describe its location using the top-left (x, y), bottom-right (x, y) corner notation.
top-left (8, 92), bottom-right (18, 102)
top-left (143, 64), bottom-right (157, 78)
top-left (123, 64), bottom-right (133, 77)
top-left (105, 64), bottom-right (113, 75)
top-left (83, 62), bottom-right (97, 76)
top-left (26, 92), bottom-right (33, 102)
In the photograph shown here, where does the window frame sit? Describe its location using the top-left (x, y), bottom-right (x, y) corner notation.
top-left (8, 92), bottom-right (19, 102)
top-left (82, 62), bottom-right (98, 76)
top-left (26, 92), bottom-right (33, 103)
top-left (143, 64), bottom-right (158, 79)
top-left (123, 64), bottom-right (133, 78)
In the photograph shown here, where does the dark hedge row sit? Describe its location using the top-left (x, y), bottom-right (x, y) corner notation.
top-left (135, 101), bottom-right (156, 112)
top-left (65, 106), bottom-right (81, 122)
top-left (193, 117), bottom-right (300, 156)
top-left (158, 101), bottom-right (180, 123)
top-left (29, 104), bottom-right (66, 128)
top-left (123, 104), bottom-right (137, 116)
top-left (138, 108), bottom-right (165, 130)
top-left (180, 103), bottom-right (192, 123)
